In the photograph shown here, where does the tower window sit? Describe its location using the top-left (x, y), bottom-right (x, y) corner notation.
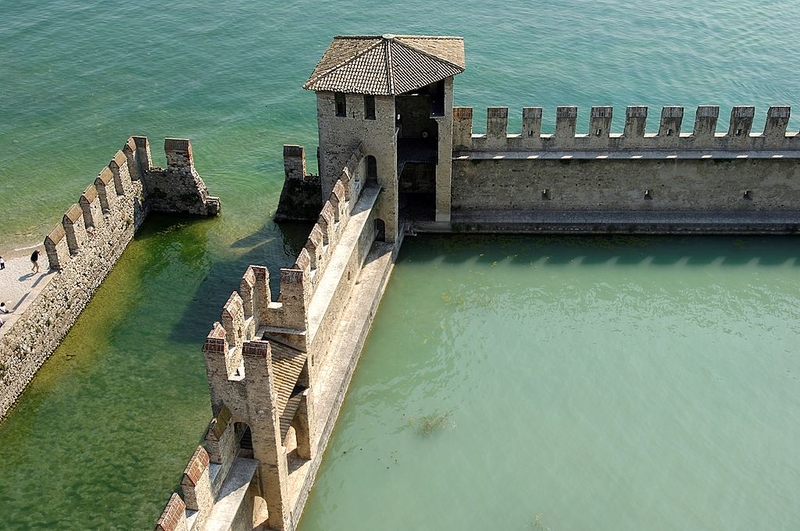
top-left (364, 95), bottom-right (376, 120)
top-left (335, 92), bottom-right (346, 117)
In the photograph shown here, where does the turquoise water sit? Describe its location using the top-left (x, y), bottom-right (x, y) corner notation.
top-left (299, 235), bottom-right (800, 530)
top-left (1, 0), bottom-right (799, 528)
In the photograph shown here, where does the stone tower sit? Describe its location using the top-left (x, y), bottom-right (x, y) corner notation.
top-left (303, 34), bottom-right (465, 241)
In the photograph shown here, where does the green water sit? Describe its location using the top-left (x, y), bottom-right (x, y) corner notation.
top-left (0, 215), bottom-right (310, 528)
top-left (299, 235), bottom-right (800, 530)
top-left (1, 0), bottom-right (800, 528)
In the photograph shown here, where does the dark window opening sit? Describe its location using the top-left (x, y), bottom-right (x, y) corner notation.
top-left (429, 81), bottom-right (445, 117)
top-left (364, 95), bottom-right (375, 120)
top-left (367, 156), bottom-right (378, 183)
top-left (335, 92), bottom-right (346, 117)
top-left (235, 422), bottom-right (254, 458)
top-left (375, 219), bottom-right (386, 242)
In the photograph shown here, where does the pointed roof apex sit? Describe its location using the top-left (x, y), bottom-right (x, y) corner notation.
top-left (303, 34), bottom-right (465, 96)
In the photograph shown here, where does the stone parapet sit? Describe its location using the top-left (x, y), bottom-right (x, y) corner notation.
top-left (139, 137), bottom-right (221, 216)
top-left (454, 105), bottom-right (799, 153)
top-left (159, 145), bottom-right (390, 530)
top-left (0, 136), bottom-right (220, 422)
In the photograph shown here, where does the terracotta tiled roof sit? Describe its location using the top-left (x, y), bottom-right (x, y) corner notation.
top-left (304, 34), bottom-right (465, 95)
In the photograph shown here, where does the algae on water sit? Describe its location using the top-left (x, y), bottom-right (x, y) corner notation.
top-left (409, 410), bottom-right (453, 436)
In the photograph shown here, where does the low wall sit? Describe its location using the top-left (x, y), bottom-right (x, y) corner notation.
top-left (0, 137), bottom-right (219, 421)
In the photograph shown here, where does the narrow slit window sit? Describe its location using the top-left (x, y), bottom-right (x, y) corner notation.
top-left (364, 95), bottom-right (375, 120)
top-left (335, 92), bottom-right (346, 117)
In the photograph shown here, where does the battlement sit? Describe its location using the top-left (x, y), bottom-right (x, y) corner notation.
top-left (165, 140), bottom-right (387, 530)
top-left (135, 136), bottom-right (221, 216)
top-left (156, 425), bottom-right (260, 531)
top-left (44, 139), bottom-right (139, 269)
top-left (44, 137), bottom-right (220, 270)
top-left (1, 135), bottom-right (222, 425)
top-left (276, 143), bottom-right (365, 222)
top-left (203, 149), bottom-right (367, 366)
top-left (453, 105), bottom-right (798, 154)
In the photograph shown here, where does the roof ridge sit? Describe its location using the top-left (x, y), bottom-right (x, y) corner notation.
top-left (304, 38), bottom-right (383, 89)
top-left (385, 39), bottom-right (395, 95)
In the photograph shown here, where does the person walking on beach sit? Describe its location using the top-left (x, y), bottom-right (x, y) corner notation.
top-left (0, 256), bottom-right (5, 270)
top-left (0, 301), bottom-right (8, 327)
top-left (30, 249), bottom-right (40, 274)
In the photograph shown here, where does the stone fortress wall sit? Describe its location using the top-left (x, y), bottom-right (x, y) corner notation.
top-left (445, 105), bottom-right (800, 232)
top-left (155, 144), bottom-right (398, 531)
top-left (0, 137), bottom-right (219, 421)
top-left (154, 35), bottom-right (800, 531)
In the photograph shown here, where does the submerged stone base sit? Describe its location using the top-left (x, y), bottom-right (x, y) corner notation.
top-left (409, 209), bottom-right (800, 235)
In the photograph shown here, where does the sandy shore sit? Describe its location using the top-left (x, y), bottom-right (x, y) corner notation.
top-left (0, 245), bottom-right (54, 333)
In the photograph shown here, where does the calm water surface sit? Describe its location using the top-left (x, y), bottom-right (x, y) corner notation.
top-left (299, 235), bottom-right (800, 530)
top-left (1, 0), bottom-right (799, 528)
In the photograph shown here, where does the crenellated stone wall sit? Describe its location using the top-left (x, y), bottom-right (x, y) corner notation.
top-left (155, 144), bottom-right (396, 531)
top-left (0, 137), bottom-right (220, 421)
top-left (444, 105), bottom-right (800, 233)
top-left (144, 138), bottom-right (221, 216)
top-left (274, 145), bottom-right (324, 221)
top-left (453, 105), bottom-right (797, 153)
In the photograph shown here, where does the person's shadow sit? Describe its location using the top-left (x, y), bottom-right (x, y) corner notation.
top-left (18, 271), bottom-right (48, 287)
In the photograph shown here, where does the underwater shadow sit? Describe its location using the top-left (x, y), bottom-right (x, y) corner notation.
top-left (168, 217), bottom-right (312, 345)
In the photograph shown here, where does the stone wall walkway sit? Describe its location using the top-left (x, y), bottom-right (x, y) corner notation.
top-left (0, 245), bottom-right (54, 336)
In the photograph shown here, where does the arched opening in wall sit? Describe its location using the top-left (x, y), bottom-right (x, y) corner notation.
top-left (367, 156), bottom-right (378, 183)
top-left (375, 218), bottom-right (386, 242)
top-left (234, 422), bottom-right (254, 459)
